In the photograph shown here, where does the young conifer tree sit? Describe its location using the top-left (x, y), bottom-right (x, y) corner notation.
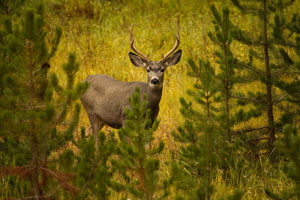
top-left (115, 87), bottom-right (166, 200)
top-left (271, 8), bottom-right (300, 127)
top-left (208, 5), bottom-right (236, 142)
top-left (205, 4), bottom-right (251, 181)
top-left (69, 128), bottom-right (121, 200)
top-left (209, 4), bottom-right (262, 144)
top-left (265, 8), bottom-right (300, 200)
top-left (231, 0), bottom-right (297, 147)
top-left (171, 59), bottom-right (220, 200)
top-left (265, 124), bottom-right (300, 199)
top-left (0, 6), bottom-right (88, 198)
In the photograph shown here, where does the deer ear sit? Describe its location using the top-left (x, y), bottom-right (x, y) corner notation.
top-left (129, 52), bottom-right (148, 67)
top-left (162, 49), bottom-right (182, 67)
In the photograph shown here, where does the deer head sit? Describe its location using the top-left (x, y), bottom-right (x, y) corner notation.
top-left (128, 23), bottom-right (182, 89)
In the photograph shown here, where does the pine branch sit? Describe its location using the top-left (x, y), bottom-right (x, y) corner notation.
top-left (234, 62), bottom-right (262, 75)
top-left (231, 95), bottom-right (261, 103)
top-left (273, 94), bottom-right (288, 104)
top-left (233, 126), bottom-right (269, 135)
top-left (20, 103), bottom-right (64, 111)
top-left (38, 166), bottom-right (79, 194)
top-left (246, 137), bottom-right (269, 142)
top-left (271, 64), bottom-right (292, 79)
top-left (231, 0), bottom-right (263, 15)
top-left (273, 40), bottom-right (299, 49)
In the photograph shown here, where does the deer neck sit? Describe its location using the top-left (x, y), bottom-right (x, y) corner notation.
top-left (147, 85), bottom-right (163, 108)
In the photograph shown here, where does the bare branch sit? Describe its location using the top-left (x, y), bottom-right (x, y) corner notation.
top-left (231, 95), bottom-right (260, 103)
top-left (273, 94), bottom-right (288, 103)
top-left (246, 137), bottom-right (269, 142)
top-left (232, 126), bottom-right (269, 135)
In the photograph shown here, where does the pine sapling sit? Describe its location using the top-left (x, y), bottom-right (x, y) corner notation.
top-left (0, 6), bottom-right (88, 198)
top-left (115, 87), bottom-right (166, 200)
top-left (172, 59), bottom-right (220, 200)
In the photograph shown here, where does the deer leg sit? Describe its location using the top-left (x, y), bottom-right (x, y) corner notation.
top-left (121, 119), bottom-right (131, 144)
top-left (93, 121), bottom-right (105, 151)
top-left (86, 113), bottom-right (104, 151)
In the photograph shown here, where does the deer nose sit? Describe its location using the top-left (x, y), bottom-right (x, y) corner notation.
top-left (151, 78), bottom-right (159, 85)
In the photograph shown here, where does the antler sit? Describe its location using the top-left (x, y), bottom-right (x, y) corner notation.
top-left (161, 17), bottom-right (180, 62)
top-left (130, 24), bottom-right (151, 62)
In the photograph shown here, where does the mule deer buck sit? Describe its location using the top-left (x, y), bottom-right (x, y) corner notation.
top-left (81, 24), bottom-right (182, 148)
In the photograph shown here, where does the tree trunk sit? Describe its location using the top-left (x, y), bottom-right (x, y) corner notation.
top-left (31, 134), bottom-right (40, 199)
top-left (263, 0), bottom-right (276, 145)
top-left (206, 95), bottom-right (211, 200)
top-left (28, 36), bottom-right (40, 199)
top-left (224, 44), bottom-right (231, 142)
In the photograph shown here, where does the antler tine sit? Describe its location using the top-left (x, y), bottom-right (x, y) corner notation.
top-left (130, 24), bottom-right (151, 62)
top-left (161, 17), bottom-right (180, 61)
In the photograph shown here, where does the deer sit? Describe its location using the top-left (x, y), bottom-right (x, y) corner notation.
top-left (80, 23), bottom-right (182, 149)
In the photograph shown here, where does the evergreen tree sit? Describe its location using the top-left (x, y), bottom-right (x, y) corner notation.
top-left (207, 4), bottom-right (251, 181)
top-left (231, 0), bottom-right (297, 147)
top-left (70, 128), bottom-right (121, 200)
top-left (0, 6), bottom-right (88, 198)
top-left (209, 4), bottom-right (263, 145)
top-left (170, 5), bottom-right (246, 199)
top-left (115, 87), bottom-right (166, 200)
top-left (265, 124), bottom-right (300, 199)
top-left (208, 4), bottom-right (236, 142)
top-left (271, 7), bottom-right (300, 126)
top-left (265, 7), bottom-right (300, 200)
top-left (171, 59), bottom-right (220, 200)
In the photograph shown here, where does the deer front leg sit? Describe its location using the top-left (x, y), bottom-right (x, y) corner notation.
top-left (121, 112), bottom-right (132, 144)
top-left (86, 112), bottom-right (104, 151)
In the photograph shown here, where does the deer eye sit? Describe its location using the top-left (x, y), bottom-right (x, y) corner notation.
top-left (160, 69), bottom-right (165, 72)
top-left (147, 69), bottom-right (150, 72)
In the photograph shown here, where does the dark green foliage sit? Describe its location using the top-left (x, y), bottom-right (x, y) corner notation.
top-left (172, 59), bottom-right (221, 200)
top-left (278, 125), bottom-right (300, 199)
top-left (0, 6), bottom-right (88, 198)
top-left (271, 9), bottom-right (300, 127)
top-left (208, 4), bottom-right (240, 142)
top-left (170, 5), bottom-right (246, 199)
top-left (266, 124), bottom-right (300, 199)
top-left (71, 128), bottom-right (120, 200)
top-left (115, 87), bottom-right (166, 200)
top-left (0, 0), bottom-right (27, 16)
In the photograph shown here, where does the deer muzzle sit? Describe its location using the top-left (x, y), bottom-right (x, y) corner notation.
top-left (151, 78), bottom-right (160, 85)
